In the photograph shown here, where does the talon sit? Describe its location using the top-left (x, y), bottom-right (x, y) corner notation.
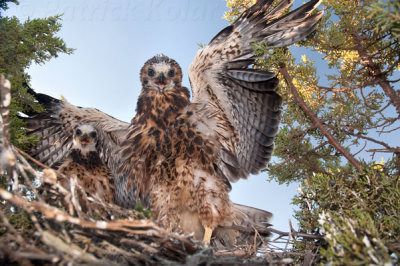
top-left (203, 226), bottom-right (213, 246)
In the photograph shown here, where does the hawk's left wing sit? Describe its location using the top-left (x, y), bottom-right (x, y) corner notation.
top-left (188, 0), bottom-right (323, 181)
top-left (24, 90), bottom-right (129, 170)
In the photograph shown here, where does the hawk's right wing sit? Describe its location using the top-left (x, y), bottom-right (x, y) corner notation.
top-left (24, 89), bottom-right (129, 170)
top-left (188, 0), bottom-right (323, 182)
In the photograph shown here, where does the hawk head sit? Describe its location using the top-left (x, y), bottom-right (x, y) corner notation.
top-left (140, 54), bottom-right (182, 93)
top-left (73, 124), bottom-right (98, 155)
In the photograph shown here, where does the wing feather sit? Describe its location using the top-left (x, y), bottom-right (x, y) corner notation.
top-left (261, 12), bottom-right (324, 48)
top-left (227, 69), bottom-right (276, 83)
top-left (23, 90), bottom-right (129, 170)
top-left (189, 0), bottom-right (322, 181)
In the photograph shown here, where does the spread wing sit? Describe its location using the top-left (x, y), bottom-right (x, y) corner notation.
top-left (188, 0), bottom-right (323, 181)
top-left (24, 89), bottom-right (129, 170)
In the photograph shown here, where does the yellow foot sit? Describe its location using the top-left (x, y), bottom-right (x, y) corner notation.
top-left (203, 226), bottom-right (213, 246)
top-left (166, 226), bottom-right (172, 233)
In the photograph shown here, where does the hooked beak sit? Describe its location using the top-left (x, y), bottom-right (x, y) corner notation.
top-left (79, 133), bottom-right (91, 145)
top-left (155, 73), bottom-right (166, 91)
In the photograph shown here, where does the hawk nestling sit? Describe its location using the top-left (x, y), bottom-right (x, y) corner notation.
top-left (24, 0), bottom-right (323, 246)
top-left (116, 0), bottom-right (323, 244)
top-left (57, 124), bottom-right (115, 206)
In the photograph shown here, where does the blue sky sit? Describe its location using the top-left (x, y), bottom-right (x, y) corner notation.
top-left (5, 0), bottom-right (317, 232)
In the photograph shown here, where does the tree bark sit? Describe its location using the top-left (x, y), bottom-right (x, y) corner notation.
top-left (279, 67), bottom-right (362, 171)
top-left (377, 77), bottom-right (400, 118)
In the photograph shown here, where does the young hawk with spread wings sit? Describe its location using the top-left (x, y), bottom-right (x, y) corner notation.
top-left (25, 0), bottom-right (323, 245)
top-left (57, 124), bottom-right (115, 206)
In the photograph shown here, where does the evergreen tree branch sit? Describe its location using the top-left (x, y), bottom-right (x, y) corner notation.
top-left (289, 154), bottom-right (331, 176)
top-left (279, 67), bottom-right (362, 171)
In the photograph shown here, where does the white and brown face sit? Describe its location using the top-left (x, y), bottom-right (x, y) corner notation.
top-left (140, 54), bottom-right (182, 93)
top-left (73, 124), bottom-right (97, 154)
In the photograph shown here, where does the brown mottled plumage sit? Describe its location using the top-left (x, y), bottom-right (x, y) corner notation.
top-left (116, 54), bottom-right (271, 245)
top-left (23, 0), bottom-right (323, 247)
top-left (57, 124), bottom-right (115, 207)
top-left (115, 0), bottom-right (323, 245)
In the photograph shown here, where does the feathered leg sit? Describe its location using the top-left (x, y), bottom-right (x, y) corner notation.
top-left (196, 176), bottom-right (232, 245)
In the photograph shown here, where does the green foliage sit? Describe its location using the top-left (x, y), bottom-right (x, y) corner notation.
top-left (0, 208), bottom-right (34, 235)
top-left (0, 2), bottom-right (73, 150)
top-left (135, 200), bottom-right (154, 219)
top-left (8, 210), bottom-right (33, 233)
top-left (368, 0), bottom-right (400, 41)
top-left (319, 212), bottom-right (394, 264)
top-left (294, 166), bottom-right (399, 264)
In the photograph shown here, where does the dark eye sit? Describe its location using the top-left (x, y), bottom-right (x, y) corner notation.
top-left (76, 129), bottom-right (82, 136)
top-left (90, 131), bottom-right (97, 138)
top-left (168, 69), bottom-right (175, 77)
top-left (148, 68), bottom-right (155, 77)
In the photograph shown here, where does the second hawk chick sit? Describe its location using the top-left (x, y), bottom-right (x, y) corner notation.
top-left (58, 124), bottom-right (115, 213)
